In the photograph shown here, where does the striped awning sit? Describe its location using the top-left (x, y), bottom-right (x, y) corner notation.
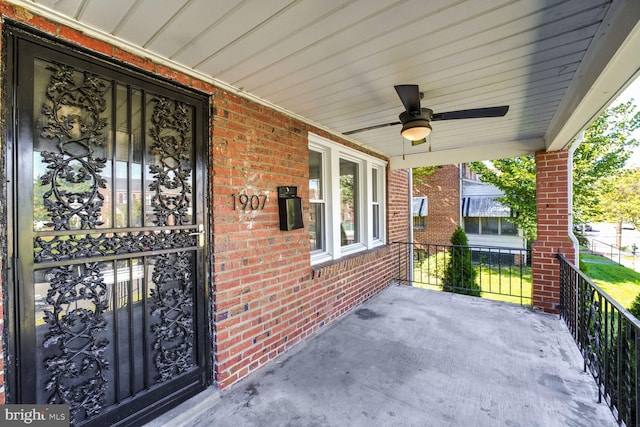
top-left (413, 197), bottom-right (427, 216)
top-left (462, 196), bottom-right (511, 217)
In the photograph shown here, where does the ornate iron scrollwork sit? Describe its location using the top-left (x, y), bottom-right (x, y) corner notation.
top-left (584, 287), bottom-right (602, 380)
top-left (148, 97), bottom-right (193, 226)
top-left (34, 230), bottom-right (197, 262)
top-left (147, 97), bottom-right (196, 382)
top-left (42, 263), bottom-right (109, 424)
top-left (39, 63), bottom-right (108, 231)
top-left (34, 63), bottom-right (198, 420)
top-left (36, 63), bottom-right (110, 423)
top-left (150, 252), bottom-right (194, 382)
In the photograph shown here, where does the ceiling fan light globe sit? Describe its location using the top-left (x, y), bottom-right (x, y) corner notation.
top-left (401, 121), bottom-right (432, 141)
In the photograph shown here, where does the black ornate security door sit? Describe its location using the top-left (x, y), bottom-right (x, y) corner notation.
top-left (9, 33), bottom-right (209, 426)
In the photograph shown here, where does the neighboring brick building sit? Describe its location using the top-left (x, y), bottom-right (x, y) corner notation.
top-left (413, 164), bottom-right (526, 252)
top-left (412, 164), bottom-right (460, 245)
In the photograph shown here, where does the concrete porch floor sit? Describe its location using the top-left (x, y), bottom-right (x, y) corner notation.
top-left (146, 284), bottom-right (616, 427)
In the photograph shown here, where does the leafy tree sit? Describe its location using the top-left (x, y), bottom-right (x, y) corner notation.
top-left (595, 168), bottom-right (640, 238)
top-left (442, 226), bottom-right (479, 296)
top-left (469, 101), bottom-right (640, 244)
top-left (412, 166), bottom-right (437, 186)
top-left (467, 157), bottom-right (536, 243)
top-left (339, 167), bottom-right (356, 226)
top-left (572, 101), bottom-right (640, 222)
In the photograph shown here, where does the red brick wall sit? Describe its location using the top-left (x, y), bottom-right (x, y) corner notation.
top-left (0, 3), bottom-right (408, 398)
top-left (388, 169), bottom-right (411, 243)
top-left (211, 90), bottom-right (408, 387)
top-left (413, 164), bottom-right (460, 245)
top-left (532, 149), bottom-right (575, 313)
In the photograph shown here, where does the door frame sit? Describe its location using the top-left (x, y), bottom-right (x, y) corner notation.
top-left (2, 21), bottom-right (213, 424)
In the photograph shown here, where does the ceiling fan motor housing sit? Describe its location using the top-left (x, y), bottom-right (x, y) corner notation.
top-left (399, 108), bottom-right (432, 131)
top-left (399, 108), bottom-right (433, 140)
top-left (399, 107), bottom-right (433, 124)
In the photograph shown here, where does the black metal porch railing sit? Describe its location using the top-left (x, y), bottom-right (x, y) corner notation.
top-left (559, 253), bottom-right (640, 427)
top-left (393, 242), bottom-right (532, 305)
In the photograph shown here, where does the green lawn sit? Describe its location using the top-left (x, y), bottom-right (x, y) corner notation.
top-left (412, 251), bottom-right (640, 309)
top-left (580, 253), bottom-right (640, 309)
top-left (413, 252), bottom-right (532, 305)
top-left (477, 264), bottom-right (532, 305)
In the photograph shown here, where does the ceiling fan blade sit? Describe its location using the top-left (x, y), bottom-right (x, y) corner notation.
top-left (343, 121), bottom-right (401, 135)
top-left (394, 84), bottom-right (421, 113)
top-left (431, 105), bottom-right (509, 121)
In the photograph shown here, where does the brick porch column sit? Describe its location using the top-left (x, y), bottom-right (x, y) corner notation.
top-left (532, 149), bottom-right (576, 313)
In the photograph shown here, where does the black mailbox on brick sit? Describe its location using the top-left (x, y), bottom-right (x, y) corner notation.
top-left (278, 186), bottom-right (304, 231)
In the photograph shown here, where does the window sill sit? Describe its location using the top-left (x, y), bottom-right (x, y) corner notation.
top-left (310, 244), bottom-right (390, 278)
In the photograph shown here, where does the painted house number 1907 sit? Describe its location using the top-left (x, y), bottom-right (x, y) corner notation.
top-left (231, 193), bottom-right (267, 210)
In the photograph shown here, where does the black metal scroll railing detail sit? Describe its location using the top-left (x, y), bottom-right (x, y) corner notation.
top-left (148, 97), bottom-right (193, 227)
top-left (37, 63), bottom-right (110, 423)
top-left (43, 262), bottom-right (109, 424)
top-left (558, 253), bottom-right (640, 427)
top-left (147, 97), bottom-right (195, 382)
top-left (150, 252), bottom-right (195, 382)
top-left (583, 286), bottom-right (603, 382)
top-left (33, 229), bottom-right (197, 263)
top-left (39, 62), bottom-right (108, 231)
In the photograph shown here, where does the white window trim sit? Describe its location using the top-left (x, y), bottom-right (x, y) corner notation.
top-left (309, 148), bottom-right (329, 259)
top-left (309, 133), bottom-right (387, 265)
top-left (370, 163), bottom-right (386, 244)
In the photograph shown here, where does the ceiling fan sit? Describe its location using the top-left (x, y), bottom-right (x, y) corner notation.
top-left (344, 84), bottom-right (509, 146)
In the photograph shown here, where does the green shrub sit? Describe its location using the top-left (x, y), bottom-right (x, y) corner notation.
top-left (629, 293), bottom-right (640, 320)
top-left (574, 232), bottom-right (589, 248)
top-left (442, 226), bottom-right (480, 296)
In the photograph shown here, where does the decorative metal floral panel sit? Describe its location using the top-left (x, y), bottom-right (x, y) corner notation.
top-left (150, 252), bottom-right (195, 382)
top-left (146, 98), bottom-right (197, 383)
top-left (38, 63), bottom-right (108, 231)
top-left (34, 230), bottom-right (196, 263)
top-left (42, 263), bottom-right (109, 424)
top-left (148, 97), bottom-right (193, 227)
top-left (35, 63), bottom-right (111, 424)
top-left (15, 38), bottom-right (206, 426)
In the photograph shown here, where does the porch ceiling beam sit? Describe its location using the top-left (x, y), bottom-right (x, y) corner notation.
top-left (545, 0), bottom-right (640, 152)
top-left (388, 138), bottom-right (545, 170)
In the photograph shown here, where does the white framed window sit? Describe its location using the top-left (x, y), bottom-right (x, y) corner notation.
top-left (309, 133), bottom-right (386, 264)
top-left (371, 166), bottom-right (384, 241)
top-left (339, 156), bottom-right (360, 247)
top-left (463, 217), bottom-right (519, 236)
top-left (309, 149), bottom-right (326, 253)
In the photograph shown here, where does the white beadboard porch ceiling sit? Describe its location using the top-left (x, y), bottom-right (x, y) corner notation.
top-left (11, 0), bottom-right (640, 169)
